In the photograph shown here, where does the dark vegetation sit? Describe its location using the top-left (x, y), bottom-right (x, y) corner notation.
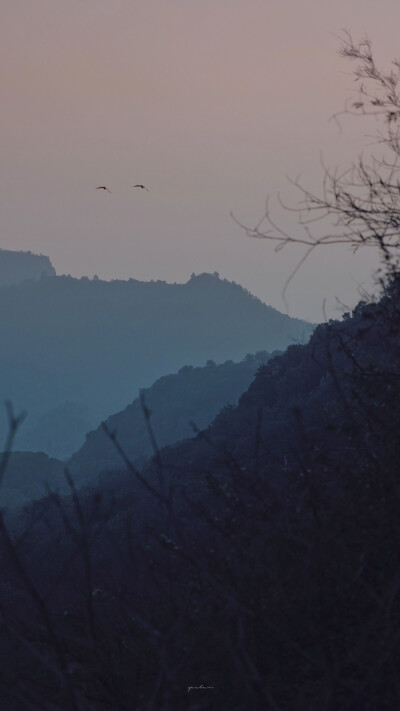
top-left (0, 35), bottom-right (399, 710)
top-left (0, 276), bottom-right (399, 710)
top-left (0, 271), bottom-right (312, 457)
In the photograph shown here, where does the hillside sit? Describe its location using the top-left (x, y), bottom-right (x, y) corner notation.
top-left (2, 277), bottom-right (399, 710)
top-left (69, 350), bottom-right (276, 481)
top-left (1, 272), bottom-right (313, 456)
top-left (0, 281), bottom-right (400, 711)
top-left (0, 248), bottom-right (55, 285)
top-left (1, 352), bottom-right (276, 508)
top-left (149, 284), bottom-right (400, 484)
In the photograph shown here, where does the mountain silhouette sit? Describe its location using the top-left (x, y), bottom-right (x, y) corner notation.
top-left (0, 248), bottom-right (55, 286)
top-left (69, 351), bottom-right (277, 482)
top-left (1, 271), bottom-right (314, 456)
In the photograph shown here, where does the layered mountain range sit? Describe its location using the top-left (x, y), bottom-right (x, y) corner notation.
top-left (0, 263), bottom-right (313, 457)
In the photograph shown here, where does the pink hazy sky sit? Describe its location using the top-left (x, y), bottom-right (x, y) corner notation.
top-left (1, 0), bottom-right (400, 321)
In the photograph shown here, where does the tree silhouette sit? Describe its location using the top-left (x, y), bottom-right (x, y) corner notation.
top-left (234, 32), bottom-right (400, 299)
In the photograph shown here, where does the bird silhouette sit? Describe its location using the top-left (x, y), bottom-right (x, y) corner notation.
top-left (133, 184), bottom-right (149, 191)
top-left (96, 186), bottom-right (112, 193)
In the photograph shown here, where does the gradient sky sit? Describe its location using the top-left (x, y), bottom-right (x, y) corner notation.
top-left (1, 0), bottom-right (400, 321)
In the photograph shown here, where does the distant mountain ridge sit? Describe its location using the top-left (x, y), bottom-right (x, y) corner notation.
top-left (0, 248), bottom-right (55, 285)
top-left (1, 271), bottom-right (314, 456)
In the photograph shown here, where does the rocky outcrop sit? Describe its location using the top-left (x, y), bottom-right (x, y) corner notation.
top-left (0, 248), bottom-right (55, 286)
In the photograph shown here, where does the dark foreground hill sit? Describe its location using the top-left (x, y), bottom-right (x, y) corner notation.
top-left (0, 247), bottom-right (55, 285)
top-left (1, 276), bottom-right (398, 710)
top-left (1, 271), bottom-right (313, 457)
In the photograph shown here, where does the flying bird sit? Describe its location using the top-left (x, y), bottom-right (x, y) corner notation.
top-left (96, 186), bottom-right (112, 193)
top-left (133, 184), bottom-right (149, 191)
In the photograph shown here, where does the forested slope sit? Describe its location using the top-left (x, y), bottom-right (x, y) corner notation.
top-left (69, 351), bottom-right (275, 482)
top-left (1, 278), bottom-right (398, 710)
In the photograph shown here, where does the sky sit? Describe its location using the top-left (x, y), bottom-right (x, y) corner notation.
top-left (1, 0), bottom-right (400, 322)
